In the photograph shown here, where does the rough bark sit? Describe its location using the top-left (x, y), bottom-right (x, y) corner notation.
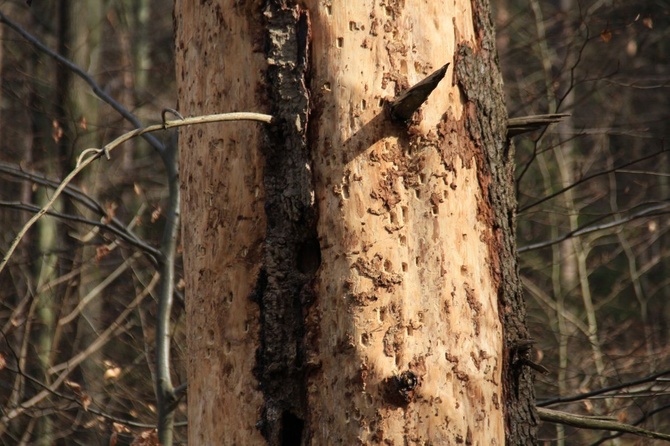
top-left (175, 0), bottom-right (536, 444)
top-left (455, 1), bottom-right (538, 442)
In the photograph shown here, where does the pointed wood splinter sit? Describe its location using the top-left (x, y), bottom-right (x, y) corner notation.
top-left (389, 63), bottom-right (450, 122)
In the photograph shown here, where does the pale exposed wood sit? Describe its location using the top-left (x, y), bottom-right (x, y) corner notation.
top-left (175, 2), bottom-right (267, 444)
top-left (176, 0), bottom-right (523, 444)
top-left (304, 1), bottom-right (503, 443)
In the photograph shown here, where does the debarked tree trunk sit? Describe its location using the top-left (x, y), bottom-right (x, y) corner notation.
top-left (174, 0), bottom-right (537, 444)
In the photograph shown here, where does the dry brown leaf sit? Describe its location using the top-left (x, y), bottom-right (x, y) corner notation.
top-left (151, 206), bottom-right (162, 223)
top-left (52, 120), bottom-right (63, 143)
top-left (104, 366), bottom-right (122, 380)
top-left (65, 380), bottom-right (82, 393)
top-left (131, 429), bottom-right (159, 446)
top-left (617, 410), bottom-right (628, 423)
top-left (600, 29), bottom-right (612, 42)
top-left (81, 393), bottom-right (92, 411)
top-left (104, 202), bottom-right (118, 222)
top-left (112, 422), bottom-right (130, 433)
top-left (96, 245), bottom-right (111, 262)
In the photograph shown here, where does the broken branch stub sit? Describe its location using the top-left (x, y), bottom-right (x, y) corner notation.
top-left (389, 63), bottom-right (450, 122)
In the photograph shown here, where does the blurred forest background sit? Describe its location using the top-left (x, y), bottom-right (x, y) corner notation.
top-left (0, 0), bottom-right (668, 444)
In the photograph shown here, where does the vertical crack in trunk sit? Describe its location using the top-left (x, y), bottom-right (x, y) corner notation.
top-left (254, 3), bottom-right (317, 445)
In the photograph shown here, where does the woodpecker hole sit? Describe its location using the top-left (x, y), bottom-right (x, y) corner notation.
top-left (297, 237), bottom-right (322, 275)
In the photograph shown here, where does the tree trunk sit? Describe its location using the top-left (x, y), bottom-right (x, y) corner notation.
top-left (175, 0), bottom-right (536, 444)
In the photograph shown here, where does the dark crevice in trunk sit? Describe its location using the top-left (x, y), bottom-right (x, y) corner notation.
top-left (253, 3), bottom-right (317, 445)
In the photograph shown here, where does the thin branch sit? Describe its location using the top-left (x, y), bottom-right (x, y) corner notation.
top-left (518, 202), bottom-right (670, 253)
top-left (48, 272), bottom-right (158, 375)
top-left (0, 324), bottom-right (157, 430)
top-left (0, 162), bottom-right (146, 242)
top-left (0, 200), bottom-right (161, 259)
top-left (0, 272), bottom-right (160, 428)
top-left (1, 363), bottom-right (159, 429)
top-left (537, 407), bottom-right (670, 441)
top-left (58, 253), bottom-right (142, 326)
top-left (521, 276), bottom-right (589, 336)
top-left (537, 369), bottom-right (670, 407)
top-left (616, 169), bottom-right (670, 178)
top-left (0, 112), bottom-right (273, 275)
top-left (519, 146), bottom-right (668, 213)
top-left (590, 403), bottom-right (670, 446)
top-left (0, 11), bottom-right (165, 154)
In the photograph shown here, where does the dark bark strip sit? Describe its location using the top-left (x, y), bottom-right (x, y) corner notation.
top-left (253, 2), bottom-right (318, 444)
top-left (454, 0), bottom-right (538, 444)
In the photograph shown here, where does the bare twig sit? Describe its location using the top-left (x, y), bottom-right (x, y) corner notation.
top-left (518, 202), bottom-right (670, 253)
top-left (537, 369), bottom-right (670, 407)
top-left (0, 329), bottom-right (161, 430)
top-left (0, 200), bottom-right (161, 259)
top-left (0, 112), bottom-right (273, 275)
top-left (537, 407), bottom-right (670, 441)
top-left (58, 253), bottom-right (142, 326)
top-left (519, 146), bottom-right (668, 213)
top-left (0, 11), bottom-right (165, 154)
top-left (590, 403), bottom-right (670, 445)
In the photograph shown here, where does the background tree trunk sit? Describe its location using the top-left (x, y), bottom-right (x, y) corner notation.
top-left (175, 0), bottom-right (536, 444)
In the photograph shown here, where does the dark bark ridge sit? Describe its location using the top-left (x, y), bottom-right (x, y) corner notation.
top-left (454, 0), bottom-right (538, 444)
top-left (252, 2), bottom-right (318, 445)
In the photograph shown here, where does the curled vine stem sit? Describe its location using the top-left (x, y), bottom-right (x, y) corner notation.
top-left (76, 148), bottom-right (106, 165)
top-left (162, 108), bottom-right (185, 129)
